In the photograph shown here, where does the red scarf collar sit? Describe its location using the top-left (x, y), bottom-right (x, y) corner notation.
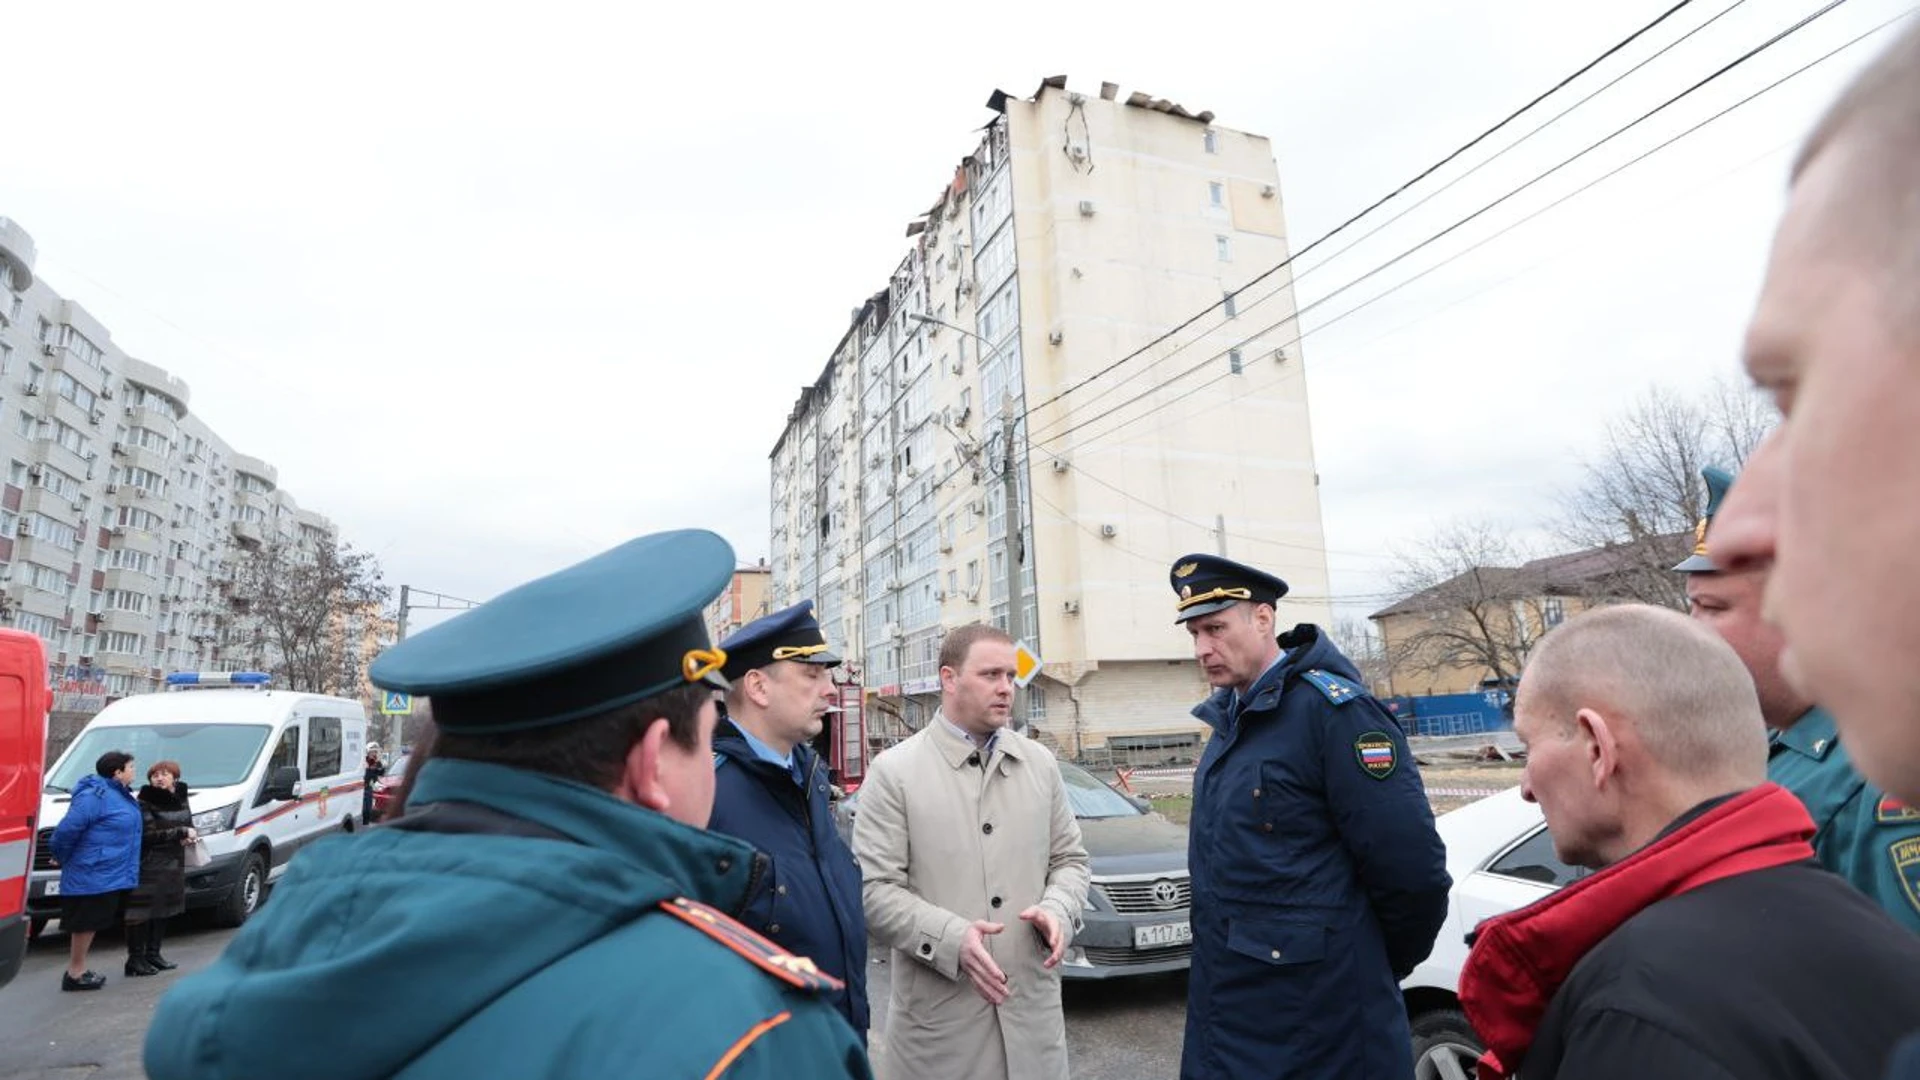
top-left (1459, 783), bottom-right (1815, 1079)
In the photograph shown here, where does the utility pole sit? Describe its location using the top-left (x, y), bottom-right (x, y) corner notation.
top-left (1215, 514), bottom-right (1228, 556)
top-left (1000, 396), bottom-right (1027, 730)
top-left (386, 585), bottom-right (480, 750)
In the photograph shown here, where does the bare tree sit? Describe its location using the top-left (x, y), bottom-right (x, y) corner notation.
top-left (1377, 520), bottom-right (1551, 695)
top-left (1330, 616), bottom-right (1391, 695)
top-left (1554, 379), bottom-right (1774, 610)
top-left (214, 536), bottom-right (390, 694)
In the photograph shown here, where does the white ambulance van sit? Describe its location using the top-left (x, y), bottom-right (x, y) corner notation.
top-left (28, 672), bottom-right (369, 932)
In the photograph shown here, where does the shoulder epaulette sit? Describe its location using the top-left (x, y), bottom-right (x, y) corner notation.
top-left (1302, 669), bottom-right (1366, 706)
top-left (659, 897), bottom-right (844, 993)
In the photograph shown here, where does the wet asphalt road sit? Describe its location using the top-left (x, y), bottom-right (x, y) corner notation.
top-left (865, 947), bottom-right (1190, 1079)
top-left (1, 921), bottom-right (1192, 1080)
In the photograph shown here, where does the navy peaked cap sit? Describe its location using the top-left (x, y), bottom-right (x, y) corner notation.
top-left (1168, 553), bottom-right (1290, 624)
top-left (719, 601), bottom-right (842, 681)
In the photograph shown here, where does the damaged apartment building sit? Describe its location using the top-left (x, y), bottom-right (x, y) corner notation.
top-left (768, 77), bottom-right (1333, 763)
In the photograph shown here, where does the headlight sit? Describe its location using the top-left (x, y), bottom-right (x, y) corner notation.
top-left (1061, 947), bottom-right (1092, 968)
top-left (192, 802), bottom-right (239, 835)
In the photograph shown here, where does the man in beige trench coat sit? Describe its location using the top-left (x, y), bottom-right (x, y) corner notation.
top-left (855, 624), bottom-right (1091, 1080)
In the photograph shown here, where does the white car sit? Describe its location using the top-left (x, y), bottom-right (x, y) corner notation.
top-left (1401, 787), bottom-right (1592, 1080)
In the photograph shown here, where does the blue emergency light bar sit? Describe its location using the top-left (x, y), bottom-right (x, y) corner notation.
top-left (164, 671), bottom-right (272, 689)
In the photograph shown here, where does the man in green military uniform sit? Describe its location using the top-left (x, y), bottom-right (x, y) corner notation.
top-left (144, 530), bottom-right (870, 1080)
top-left (1680, 467), bottom-right (1920, 931)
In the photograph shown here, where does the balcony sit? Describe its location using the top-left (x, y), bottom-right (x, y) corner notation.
top-left (103, 566), bottom-right (159, 594)
top-left (121, 441), bottom-right (171, 475)
top-left (105, 525), bottom-right (162, 557)
top-left (230, 519), bottom-right (264, 547)
top-left (0, 217), bottom-right (35, 291)
top-left (20, 486), bottom-right (86, 524)
top-left (232, 453), bottom-right (277, 492)
top-left (121, 356), bottom-right (191, 419)
top-left (11, 585), bottom-right (65, 621)
top-left (99, 608), bottom-right (156, 636)
top-left (111, 482), bottom-right (169, 520)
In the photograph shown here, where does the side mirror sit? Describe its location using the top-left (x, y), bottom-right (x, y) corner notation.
top-left (263, 765), bottom-right (302, 802)
top-left (1126, 793), bottom-right (1151, 813)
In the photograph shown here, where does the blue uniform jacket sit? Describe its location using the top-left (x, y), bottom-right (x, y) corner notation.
top-left (710, 719), bottom-right (869, 1036)
top-left (144, 759), bottom-right (869, 1080)
top-left (1180, 625), bottom-right (1452, 1080)
top-left (50, 773), bottom-right (142, 896)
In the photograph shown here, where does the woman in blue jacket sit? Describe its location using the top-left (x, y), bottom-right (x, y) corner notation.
top-left (49, 751), bottom-right (144, 991)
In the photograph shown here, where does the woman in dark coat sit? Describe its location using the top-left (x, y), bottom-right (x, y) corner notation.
top-left (125, 760), bottom-right (195, 976)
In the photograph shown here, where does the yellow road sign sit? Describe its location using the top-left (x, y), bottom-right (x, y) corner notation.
top-left (1014, 640), bottom-right (1042, 687)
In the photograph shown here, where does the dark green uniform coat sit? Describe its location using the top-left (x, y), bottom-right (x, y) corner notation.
top-left (144, 759), bottom-right (870, 1080)
top-left (1771, 706), bottom-right (1920, 932)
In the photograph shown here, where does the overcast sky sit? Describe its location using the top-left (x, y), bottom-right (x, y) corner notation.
top-left (2, 0), bottom-right (1904, 633)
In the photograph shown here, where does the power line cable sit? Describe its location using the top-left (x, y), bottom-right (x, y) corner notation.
top-left (1012, 0), bottom-right (1708, 427)
top-left (1031, 0), bottom-right (1862, 453)
top-left (1294, 0), bottom-right (1758, 284)
top-left (1053, 7), bottom-right (1899, 456)
top-left (1027, 0), bottom-right (1753, 441)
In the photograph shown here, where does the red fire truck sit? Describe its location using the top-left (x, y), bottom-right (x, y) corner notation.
top-left (0, 629), bottom-right (51, 987)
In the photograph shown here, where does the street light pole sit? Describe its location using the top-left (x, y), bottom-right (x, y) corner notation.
top-left (909, 312), bottom-right (1029, 729)
top-left (387, 585), bottom-right (481, 749)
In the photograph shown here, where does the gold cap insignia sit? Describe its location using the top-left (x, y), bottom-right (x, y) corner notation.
top-left (1174, 562), bottom-right (1199, 579)
top-left (1692, 517), bottom-right (1710, 556)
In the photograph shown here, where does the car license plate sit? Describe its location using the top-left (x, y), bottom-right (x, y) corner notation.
top-left (1134, 921), bottom-right (1191, 949)
top-left (42, 879), bottom-right (59, 898)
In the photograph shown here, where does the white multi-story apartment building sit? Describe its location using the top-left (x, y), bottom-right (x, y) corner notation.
top-left (769, 79), bottom-right (1334, 762)
top-left (0, 216), bottom-right (372, 741)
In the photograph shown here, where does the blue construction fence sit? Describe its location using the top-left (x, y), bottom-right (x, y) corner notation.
top-left (1381, 690), bottom-right (1514, 738)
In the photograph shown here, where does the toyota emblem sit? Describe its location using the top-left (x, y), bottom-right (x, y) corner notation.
top-left (1151, 879), bottom-right (1181, 908)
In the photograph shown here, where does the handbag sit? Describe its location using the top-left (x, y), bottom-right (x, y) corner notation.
top-left (184, 839), bottom-right (210, 869)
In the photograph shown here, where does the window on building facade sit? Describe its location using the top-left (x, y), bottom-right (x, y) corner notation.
top-left (56, 372), bottom-right (96, 413)
top-left (1229, 349), bottom-right (1244, 375)
top-left (1543, 598), bottom-right (1566, 628)
top-left (1204, 129), bottom-right (1219, 154)
top-left (52, 419), bottom-right (86, 457)
top-left (61, 328), bottom-right (104, 370)
top-left (1209, 181), bottom-right (1225, 208)
top-left (1216, 235), bottom-right (1232, 262)
top-left (1223, 291), bottom-right (1237, 317)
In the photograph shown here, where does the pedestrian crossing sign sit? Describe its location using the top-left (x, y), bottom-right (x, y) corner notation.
top-left (381, 691), bottom-right (413, 716)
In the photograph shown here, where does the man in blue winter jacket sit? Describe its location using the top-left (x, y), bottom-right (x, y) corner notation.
top-left (709, 601), bottom-right (868, 1036)
top-left (1170, 554), bottom-right (1451, 1080)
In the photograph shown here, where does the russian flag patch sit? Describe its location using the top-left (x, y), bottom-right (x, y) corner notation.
top-left (1355, 732), bottom-right (1397, 779)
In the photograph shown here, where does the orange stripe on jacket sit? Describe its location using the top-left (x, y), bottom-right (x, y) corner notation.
top-left (702, 1011), bottom-right (791, 1080)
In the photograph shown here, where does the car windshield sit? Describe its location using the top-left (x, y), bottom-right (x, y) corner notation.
top-left (45, 723), bottom-right (274, 791)
top-left (1059, 761), bottom-right (1144, 820)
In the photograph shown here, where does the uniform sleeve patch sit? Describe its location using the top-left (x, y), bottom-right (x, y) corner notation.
top-left (1355, 732), bottom-right (1397, 779)
top-left (1879, 793), bottom-right (1920, 824)
top-left (659, 896), bottom-right (844, 994)
top-left (1891, 837), bottom-right (1920, 917)
top-left (1304, 669), bottom-right (1365, 706)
